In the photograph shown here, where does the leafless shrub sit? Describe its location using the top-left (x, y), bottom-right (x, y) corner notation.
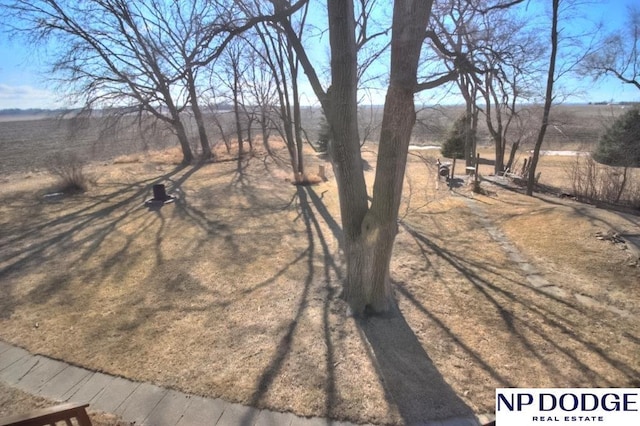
top-left (47, 152), bottom-right (89, 193)
top-left (567, 155), bottom-right (640, 208)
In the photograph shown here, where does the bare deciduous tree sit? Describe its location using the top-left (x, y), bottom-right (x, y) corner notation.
top-left (428, 0), bottom-right (489, 168)
top-left (217, 42), bottom-right (250, 168)
top-left (476, 9), bottom-right (544, 174)
top-left (581, 5), bottom-right (640, 91)
top-left (245, 1), bottom-right (311, 181)
top-left (1, 0), bottom-right (200, 162)
top-left (525, 0), bottom-right (598, 195)
top-left (271, 0), bottom-right (439, 315)
top-left (0, 0), bottom-right (307, 164)
top-left (427, 0), bottom-right (536, 173)
top-left (527, 0), bottom-right (560, 196)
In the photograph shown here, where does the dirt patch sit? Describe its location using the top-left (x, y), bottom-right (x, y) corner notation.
top-left (0, 143), bottom-right (638, 424)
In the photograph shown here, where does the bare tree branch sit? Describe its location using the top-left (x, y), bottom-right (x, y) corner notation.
top-left (415, 71), bottom-right (458, 92)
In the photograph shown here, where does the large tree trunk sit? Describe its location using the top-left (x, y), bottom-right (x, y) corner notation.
top-left (292, 78), bottom-right (305, 177)
top-left (246, 114), bottom-right (254, 152)
top-left (358, 85), bottom-right (417, 312)
top-left (166, 99), bottom-right (193, 164)
top-left (325, 0), bottom-right (369, 313)
top-left (233, 88), bottom-right (244, 169)
top-left (331, 0), bottom-right (433, 315)
top-left (260, 109), bottom-right (272, 155)
top-left (285, 0), bottom-right (433, 315)
top-left (495, 136), bottom-right (505, 174)
top-left (288, 40), bottom-right (305, 177)
top-left (470, 104), bottom-right (479, 169)
top-left (279, 100), bottom-right (299, 176)
top-left (160, 82), bottom-right (193, 164)
top-left (484, 78), bottom-right (506, 174)
top-left (173, 118), bottom-right (193, 165)
top-left (186, 69), bottom-right (213, 161)
top-left (231, 55), bottom-right (244, 169)
top-left (458, 76), bottom-right (477, 170)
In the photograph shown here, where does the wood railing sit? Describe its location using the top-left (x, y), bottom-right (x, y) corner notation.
top-left (0, 402), bottom-right (92, 426)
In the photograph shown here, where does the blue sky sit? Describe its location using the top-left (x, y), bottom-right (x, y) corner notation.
top-left (0, 0), bottom-right (638, 110)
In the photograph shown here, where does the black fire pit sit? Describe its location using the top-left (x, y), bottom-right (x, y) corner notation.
top-left (145, 184), bottom-right (176, 206)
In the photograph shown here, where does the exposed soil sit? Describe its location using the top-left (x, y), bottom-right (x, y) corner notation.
top-left (0, 139), bottom-right (638, 424)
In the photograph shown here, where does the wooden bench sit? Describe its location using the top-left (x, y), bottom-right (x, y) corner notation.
top-left (0, 402), bottom-right (92, 426)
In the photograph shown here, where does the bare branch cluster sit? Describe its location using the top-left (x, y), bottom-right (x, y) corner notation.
top-left (0, 0), bottom-right (625, 314)
top-left (422, 0), bottom-right (544, 173)
top-left (0, 0), bottom-right (308, 164)
top-left (580, 4), bottom-right (640, 91)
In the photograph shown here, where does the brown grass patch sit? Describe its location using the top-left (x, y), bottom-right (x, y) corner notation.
top-left (0, 143), bottom-right (638, 423)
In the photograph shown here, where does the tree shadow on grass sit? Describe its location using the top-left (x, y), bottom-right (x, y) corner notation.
top-left (1, 161), bottom-right (374, 422)
top-left (0, 163), bottom-right (197, 319)
top-left (245, 185), bottom-right (343, 420)
top-left (298, 186), bottom-right (475, 424)
top-left (296, 183), bottom-right (640, 423)
top-left (358, 309), bottom-right (476, 424)
top-left (400, 220), bottom-right (640, 388)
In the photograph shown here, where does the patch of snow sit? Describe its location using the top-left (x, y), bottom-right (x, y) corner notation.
top-left (530, 150), bottom-right (591, 156)
top-left (409, 145), bottom-right (441, 150)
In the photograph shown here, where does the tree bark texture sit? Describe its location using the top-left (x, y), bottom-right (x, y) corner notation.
top-left (325, 0), bottom-right (369, 312)
top-left (233, 64), bottom-right (244, 169)
top-left (173, 117), bottom-right (194, 164)
top-left (329, 0), bottom-right (433, 315)
top-left (186, 69), bottom-right (213, 160)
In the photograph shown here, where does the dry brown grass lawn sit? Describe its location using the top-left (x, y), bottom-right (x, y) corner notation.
top-left (0, 142), bottom-right (638, 424)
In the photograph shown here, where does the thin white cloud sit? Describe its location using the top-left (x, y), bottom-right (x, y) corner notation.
top-left (0, 83), bottom-right (61, 109)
